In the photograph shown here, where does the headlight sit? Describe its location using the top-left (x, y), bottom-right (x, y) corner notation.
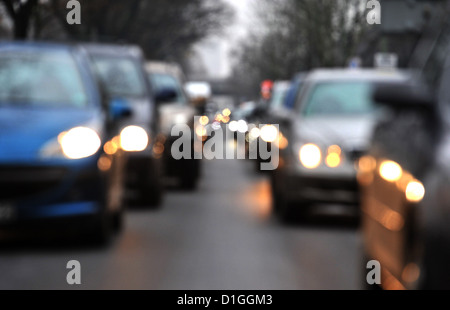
top-left (60, 127), bottom-right (101, 159)
top-left (260, 125), bottom-right (279, 143)
top-left (325, 145), bottom-right (342, 168)
top-left (195, 125), bottom-right (207, 137)
top-left (237, 120), bottom-right (248, 133)
top-left (379, 160), bottom-right (403, 182)
top-left (174, 114), bottom-right (188, 124)
top-left (120, 126), bottom-right (149, 152)
top-left (358, 155), bottom-right (376, 172)
top-left (249, 127), bottom-right (261, 139)
top-left (275, 132), bottom-right (289, 150)
top-left (405, 180), bottom-right (425, 203)
top-left (199, 116), bottom-right (209, 126)
top-left (229, 121), bottom-right (238, 132)
top-left (299, 144), bottom-right (322, 169)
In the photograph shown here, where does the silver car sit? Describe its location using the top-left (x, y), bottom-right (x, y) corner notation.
top-left (272, 69), bottom-right (409, 222)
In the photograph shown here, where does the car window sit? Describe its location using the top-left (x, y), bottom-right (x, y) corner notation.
top-left (0, 51), bottom-right (88, 108)
top-left (285, 79), bottom-right (302, 109)
top-left (269, 84), bottom-right (290, 110)
top-left (92, 56), bottom-right (146, 98)
top-left (301, 81), bottom-right (375, 117)
top-left (149, 73), bottom-right (187, 105)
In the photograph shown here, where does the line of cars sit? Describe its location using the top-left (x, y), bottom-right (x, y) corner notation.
top-left (233, 18), bottom-right (450, 288)
top-left (230, 68), bottom-right (408, 220)
top-left (232, 67), bottom-right (427, 288)
top-left (0, 41), bottom-right (203, 244)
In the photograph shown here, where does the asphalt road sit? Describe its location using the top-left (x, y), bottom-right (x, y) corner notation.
top-left (0, 159), bottom-right (362, 290)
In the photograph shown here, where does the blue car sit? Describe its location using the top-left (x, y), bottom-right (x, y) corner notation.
top-left (0, 42), bottom-right (129, 242)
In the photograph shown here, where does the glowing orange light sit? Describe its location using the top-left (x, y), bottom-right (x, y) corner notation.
top-left (222, 108), bottom-right (231, 117)
top-left (379, 160), bottom-right (403, 182)
top-left (199, 116), bottom-right (209, 126)
top-left (98, 155), bottom-right (112, 171)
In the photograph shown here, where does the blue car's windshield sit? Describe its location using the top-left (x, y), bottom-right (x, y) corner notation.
top-left (301, 81), bottom-right (375, 117)
top-left (92, 56), bottom-right (146, 98)
top-left (0, 51), bottom-right (88, 108)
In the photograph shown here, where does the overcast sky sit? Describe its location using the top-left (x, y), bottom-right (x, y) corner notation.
top-left (193, 0), bottom-right (258, 78)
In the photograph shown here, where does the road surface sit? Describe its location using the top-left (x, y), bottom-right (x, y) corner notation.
top-left (0, 159), bottom-right (362, 290)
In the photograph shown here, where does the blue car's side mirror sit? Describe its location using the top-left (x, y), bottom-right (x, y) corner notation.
top-left (110, 98), bottom-right (132, 120)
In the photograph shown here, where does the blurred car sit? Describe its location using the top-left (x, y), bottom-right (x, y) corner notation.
top-left (359, 22), bottom-right (450, 289)
top-left (247, 81), bottom-right (290, 170)
top-left (256, 80), bottom-right (291, 134)
top-left (271, 69), bottom-right (408, 222)
top-left (284, 73), bottom-right (308, 110)
top-left (146, 61), bottom-right (200, 190)
top-left (267, 81), bottom-right (291, 112)
top-left (230, 101), bottom-right (256, 124)
top-left (81, 44), bottom-right (164, 207)
top-left (0, 42), bottom-right (129, 242)
top-left (185, 81), bottom-right (212, 115)
top-left (258, 74), bottom-right (308, 147)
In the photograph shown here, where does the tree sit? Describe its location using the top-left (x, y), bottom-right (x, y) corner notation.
top-left (232, 0), bottom-right (369, 98)
top-left (48, 0), bottom-right (233, 63)
top-left (0, 0), bottom-right (39, 38)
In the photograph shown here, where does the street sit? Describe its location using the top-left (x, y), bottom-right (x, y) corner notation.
top-left (0, 158), bottom-right (361, 290)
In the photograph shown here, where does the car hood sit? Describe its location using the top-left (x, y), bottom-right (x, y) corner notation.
top-left (116, 97), bottom-right (154, 131)
top-left (293, 115), bottom-right (376, 151)
top-left (0, 107), bottom-right (102, 162)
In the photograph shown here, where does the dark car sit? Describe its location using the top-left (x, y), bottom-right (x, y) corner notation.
top-left (272, 69), bottom-right (409, 222)
top-left (359, 20), bottom-right (450, 289)
top-left (247, 81), bottom-right (290, 170)
top-left (0, 42), bottom-right (129, 242)
top-left (145, 62), bottom-right (200, 190)
top-left (284, 73), bottom-right (308, 110)
top-left (81, 44), bottom-right (164, 207)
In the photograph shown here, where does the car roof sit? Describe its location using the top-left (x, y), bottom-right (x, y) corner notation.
top-left (293, 72), bottom-right (309, 81)
top-left (306, 68), bottom-right (410, 82)
top-left (0, 41), bottom-right (78, 53)
top-left (79, 43), bottom-right (143, 58)
top-left (145, 61), bottom-right (186, 81)
top-left (273, 80), bottom-right (291, 88)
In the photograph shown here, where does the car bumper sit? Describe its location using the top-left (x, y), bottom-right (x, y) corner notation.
top-left (0, 156), bottom-right (105, 226)
top-left (125, 151), bottom-right (161, 187)
top-left (280, 164), bottom-right (359, 205)
top-left (162, 136), bottom-right (198, 177)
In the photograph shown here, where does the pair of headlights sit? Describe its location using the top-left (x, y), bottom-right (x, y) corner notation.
top-left (373, 159), bottom-right (425, 203)
top-left (41, 125), bottom-right (149, 160)
top-left (299, 144), bottom-right (343, 169)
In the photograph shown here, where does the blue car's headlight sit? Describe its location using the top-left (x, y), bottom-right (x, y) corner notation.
top-left (40, 127), bottom-right (101, 160)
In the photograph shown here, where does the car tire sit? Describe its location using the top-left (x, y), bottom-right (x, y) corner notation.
top-left (112, 209), bottom-right (124, 233)
top-left (88, 212), bottom-right (112, 246)
top-left (136, 158), bottom-right (165, 208)
top-left (179, 159), bottom-right (200, 191)
top-left (270, 173), bottom-right (282, 215)
top-left (141, 184), bottom-right (164, 208)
